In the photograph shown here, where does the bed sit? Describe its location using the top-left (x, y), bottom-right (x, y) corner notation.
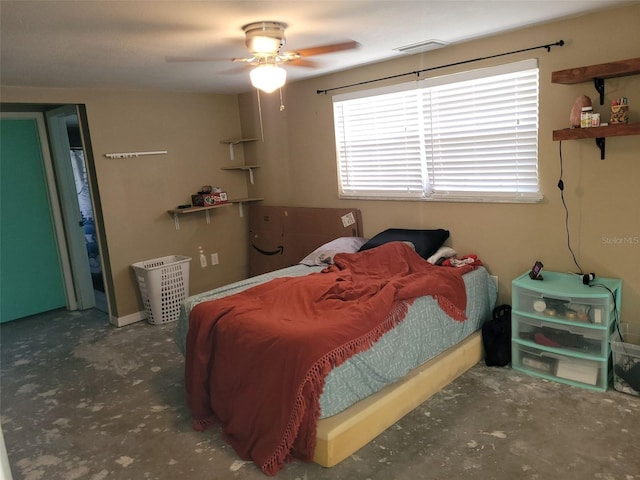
top-left (175, 207), bottom-right (497, 475)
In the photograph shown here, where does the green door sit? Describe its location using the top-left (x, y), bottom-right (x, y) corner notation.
top-left (0, 116), bottom-right (67, 322)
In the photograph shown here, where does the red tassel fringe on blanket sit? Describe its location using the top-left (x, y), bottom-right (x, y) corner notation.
top-left (185, 242), bottom-right (477, 475)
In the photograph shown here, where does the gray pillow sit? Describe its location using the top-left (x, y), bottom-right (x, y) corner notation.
top-left (299, 237), bottom-right (369, 266)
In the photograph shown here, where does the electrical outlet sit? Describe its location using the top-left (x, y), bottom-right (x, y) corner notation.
top-left (198, 246), bottom-right (206, 268)
top-left (211, 253), bottom-right (219, 265)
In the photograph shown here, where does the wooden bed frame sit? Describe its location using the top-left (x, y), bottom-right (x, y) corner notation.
top-left (314, 331), bottom-right (484, 467)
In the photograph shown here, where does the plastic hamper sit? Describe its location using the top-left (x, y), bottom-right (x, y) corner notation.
top-left (611, 324), bottom-right (640, 396)
top-left (131, 255), bottom-right (191, 325)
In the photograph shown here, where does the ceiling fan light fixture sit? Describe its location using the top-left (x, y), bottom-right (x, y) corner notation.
top-left (250, 63), bottom-right (287, 93)
top-left (243, 21), bottom-right (287, 55)
top-left (248, 36), bottom-right (283, 55)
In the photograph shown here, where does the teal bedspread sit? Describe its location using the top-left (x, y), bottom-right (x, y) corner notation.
top-left (175, 265), bottom-right (496, 419)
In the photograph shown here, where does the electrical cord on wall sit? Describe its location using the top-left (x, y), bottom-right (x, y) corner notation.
top-left (589, 283), bottom-right (622, 337)
top-left (558, 144), bottom-right (628, 363)
top-left (558, 141), bottom-right (584, 274)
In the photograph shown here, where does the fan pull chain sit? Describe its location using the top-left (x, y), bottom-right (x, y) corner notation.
top-left (255, 87), bottom-right (285, 142)
top-left (256, 88), bottom-right (265, 142)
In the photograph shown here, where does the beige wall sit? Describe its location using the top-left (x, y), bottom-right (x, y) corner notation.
top-left (0, 87), bottom-right (252, 320)
top-left (239, 4), bottom-right (640, 322)
top-left (1, 4), bottom-right (638, 324)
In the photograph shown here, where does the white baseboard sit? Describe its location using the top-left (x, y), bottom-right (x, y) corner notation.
top-left (110, 310), bottom-right (146, 327)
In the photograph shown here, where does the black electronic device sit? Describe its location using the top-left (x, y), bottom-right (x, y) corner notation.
top-left (529, 261), bottom-right (544, 280)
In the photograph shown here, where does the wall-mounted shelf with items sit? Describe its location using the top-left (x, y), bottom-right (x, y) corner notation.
top-left (167, 198), bottom-right (264, 230)
top-left (552, 57), bottom-right (640, 159)
top-left (552, 123), bottom-right (640, 160)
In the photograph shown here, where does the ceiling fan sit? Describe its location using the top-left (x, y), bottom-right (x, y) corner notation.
top-left (241, 21), bottom-right (357, 93)
top-left (168, 21), bottom-right (358, 93)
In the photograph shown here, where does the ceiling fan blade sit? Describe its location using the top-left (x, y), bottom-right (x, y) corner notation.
top-left (165, 55), bottom-right (226, 63)
top-left (232, 57), bottom-right (257, 63)
top-left (221, 65), bottom-right (253, 75)
top-left (286, 58), bottom-right (320, 68)
top-left (292, 40), bottom-right (359, 57)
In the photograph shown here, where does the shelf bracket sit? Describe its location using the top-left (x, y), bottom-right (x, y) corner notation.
top-left (595, 137), bottom-right (606, 160)
top-left (173, 213), bottom-right (180, 231)
top-left (593, 78), bottom-right (605, 105)
top-left (237, 202), bottom-right (245, 218)
top-left (248, 167), bottom-right (255, 185)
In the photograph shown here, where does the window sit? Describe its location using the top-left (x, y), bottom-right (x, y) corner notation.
top-left (333, 59), bottom-right (541, 202)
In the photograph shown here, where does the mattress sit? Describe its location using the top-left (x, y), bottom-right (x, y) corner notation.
top-left (175, 264), bottom-right (497, 419)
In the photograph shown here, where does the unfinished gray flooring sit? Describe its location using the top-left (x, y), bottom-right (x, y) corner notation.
top-left (1, 308), bottom-right (639, 480)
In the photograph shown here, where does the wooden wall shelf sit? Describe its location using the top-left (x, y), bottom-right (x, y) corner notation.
top-left (167, 203), bottom-right (233, 216)
top-left (552, 57), bottom-right (640, 105)
top-left (553, 123), bottom-right (640, 141)
top-left (552, 124), bottom-right (640, 160)
top-left (167, 198), bottom-right (263, 229)
top-left (219, 138), bottom-right (259, 145)
top-left (552, 58), bottom-right (639, 158)
top-left (552, 58), bottom-right (640, 84)
top-left (551, 58), bottom-right (640, 85)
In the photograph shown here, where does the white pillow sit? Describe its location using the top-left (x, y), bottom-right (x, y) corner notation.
top-left (299, 237), bottom-right (369, 266)
top-left (427, 246), bottom-right (457, 265)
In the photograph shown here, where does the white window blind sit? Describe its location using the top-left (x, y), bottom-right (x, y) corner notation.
top-left (333, 59), bottom-right (541, 202)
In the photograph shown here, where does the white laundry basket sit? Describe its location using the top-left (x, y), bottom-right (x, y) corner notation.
top-left (131, 255), bottom-right (191, 325)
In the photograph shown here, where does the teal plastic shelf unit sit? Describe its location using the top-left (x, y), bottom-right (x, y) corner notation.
top-left (511, 271), bottom-right (621, 392)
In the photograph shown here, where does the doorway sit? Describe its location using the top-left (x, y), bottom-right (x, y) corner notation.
top-left (70, 143), bottom-right (107, 306)
top-left (46, 106), bottom-right (107, 313)
top-left (0, 104), bottom-right (109, 321)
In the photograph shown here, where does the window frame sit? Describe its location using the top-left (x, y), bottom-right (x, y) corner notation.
top-left (332, 59), bottom-right (542, 203)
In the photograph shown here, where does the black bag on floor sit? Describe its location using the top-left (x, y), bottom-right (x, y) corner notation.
top-left (482, 304), bottom-right (512, 367)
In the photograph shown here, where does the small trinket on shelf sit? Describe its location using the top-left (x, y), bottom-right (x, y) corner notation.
top-left (610, 97), bottom-right (629, 124)
top-left (570, 95), bottom-right (592, 128)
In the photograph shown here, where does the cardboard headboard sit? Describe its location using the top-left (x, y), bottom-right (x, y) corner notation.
top-left (248, 206), bottom-right (364, 276)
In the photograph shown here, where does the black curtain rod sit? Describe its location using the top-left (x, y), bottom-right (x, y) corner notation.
top-left (316, 39), bottom-right (564, 95)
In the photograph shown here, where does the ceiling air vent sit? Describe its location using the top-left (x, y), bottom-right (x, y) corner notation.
top-left (394, 39), bottom-right (448, 55)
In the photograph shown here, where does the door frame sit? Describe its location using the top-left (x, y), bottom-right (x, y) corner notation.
top-left (46, 106), bottom-right (96, 310)
top-left (1, 112), bottom-right (78, 310)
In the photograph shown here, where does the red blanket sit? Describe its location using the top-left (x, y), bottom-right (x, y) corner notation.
top-left (185, 242), bottom-right (476, 475)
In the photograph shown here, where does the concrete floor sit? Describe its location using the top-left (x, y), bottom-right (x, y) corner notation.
top-left (1, 308), bottom-right (639, 480)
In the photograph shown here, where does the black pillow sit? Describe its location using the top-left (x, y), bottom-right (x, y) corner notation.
top-left (358, 228), bottom-right (450, 260)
